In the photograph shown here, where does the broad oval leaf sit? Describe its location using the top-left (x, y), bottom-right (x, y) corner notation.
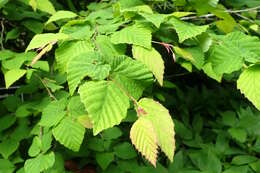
top-left (52, 117), bottom-right (85, 152)
top-left (79, 81), bottom-right (130, 135)
top-left (138, 98), bottom-right (175, 162)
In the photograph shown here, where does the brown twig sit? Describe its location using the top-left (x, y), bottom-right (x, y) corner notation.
top-left (152, 41), bottom-right (176, 62)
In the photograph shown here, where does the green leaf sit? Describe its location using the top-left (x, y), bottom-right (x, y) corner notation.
top-left (61, 23), bottom-right (94, 40)
top-left (68, 96), bottom-right (87, 117)
top-left (138, 98), bottom-right (175, 162)
top-left (232, 155), bottom-right (258, 165)
top-left (46, 10), bottom-right (77, 25)
top-left (2, 52), bottom-right (36, 70)
top-left (0, 159), bottom-right (15, 173)
top-left (211, 4), bottom-right (236, 33)
top-left (111, 25), bottom-right (152, 49)
top-left (28, 136), bottom-right (41, 157)
top-left (121, 5), bottom-right (153, 14)
top-left (0, 139), bottom-right (19, 159)
top-left (22, 19), bottom-right (44, 34)
top-left (139, 13), bottom-right (167, 28)
top-left (208, 32), bottom-right (260, 74)
top-left (228, 128), bottom-right (247, 143)
top-left (102, 127), bottom-right (123, 140)
top-left (110, 56), bottom-right (153, 99)
top-left (4, 69), bottom-right (26, 88)
top-left (237, 65), bottom-right (260, 110)
top-left (113, 142), bottom-right (137, 159)
top-left (96, 152), bottom-right (114, 170)
top-left (26, 33), bottom-right (68, 51)
top-left (189, 149), bottom-right (222, 173)
top-left (5, 28), bottom-right (20, 42)
top-left (79, 81), bottom-right (130, 135)
top-left (55, 40), bottom-right (94, 73)
top-left (202, 62), bottom-right (222, 82)
top-left (96, 35), bottom-right (126, 57)
top-left (67, 52), bottom-right (111, 95)
top-left (52, 116), bottom-right (85, 152)
top-left (223, 166), bottom-right (248, 173)
top-left (132, 45), bottom-right (164, 86)
top-left (39, 99), bottom-right (67, 127)
top-left (44, 153), bottom-right (65, 173)
top-left (34, 0), bottom-right (56, 14)
top-left (169, 18), bottom-right (208, 43)
top-left (24, 152), bottom-right (55, 173)
top-left (130, 117), bottom-right (158, 167)
top-left (87, 138), bottom-right (105, 152)
top-left (184, 47), bottom-right (205, 70)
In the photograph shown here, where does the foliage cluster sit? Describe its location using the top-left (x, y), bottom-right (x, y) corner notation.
top-left (1, 0), bottom-right (260, 172)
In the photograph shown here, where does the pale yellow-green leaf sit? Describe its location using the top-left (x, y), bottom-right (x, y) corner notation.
top-left (4, 69), bottom-right (26, 88)
top-left (132, 45), bottom-right (164, 86)
top-left (138, 98), bottom-right (175, 162)
top-left (130, 117), bottom-right (158, 167)
top-left (46, 10), bottom-right (77, 25)
top-left (237, 65), bottom-right (260, 111)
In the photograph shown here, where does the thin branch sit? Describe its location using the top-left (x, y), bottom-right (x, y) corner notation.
top-left (165, 72), bottom-right (191, 79)
top-left (227, 5), bottom-right (260, 13)
top-left (181, 14), bottom-right (215, 20)
top-left (0, 94), bottom-right (13, 99)
top-left (234, 13), bottom-right (255, 24)
top-left (181, 6), bottom-right (260, 21)
top-left (0, 20), bottom-right (4, 50)
top-left (0, 86), bottom-right (20, 90)
top-left (35, 74), bottom-right (57, 101)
